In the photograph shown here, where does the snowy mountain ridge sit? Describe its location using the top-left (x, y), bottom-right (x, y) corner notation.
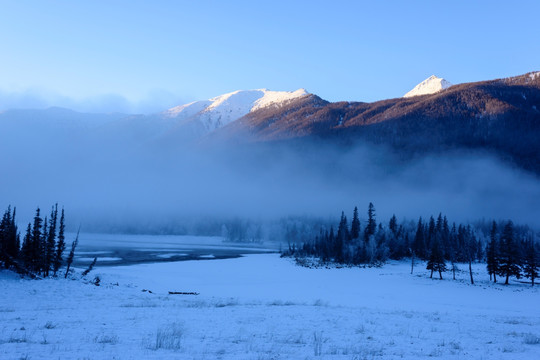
top-left (162, 88), bottom-right (308, 132)
top-left (403, 75), bottom-right (452, 98)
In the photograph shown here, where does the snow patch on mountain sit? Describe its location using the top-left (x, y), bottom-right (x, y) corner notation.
top-left (404, 75), bottom-right (452, 98)
top-left (162, 88), bottom-right (308, 132)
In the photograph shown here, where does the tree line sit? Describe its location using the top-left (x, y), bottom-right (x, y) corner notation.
top-left (0, 205), bottom-right (79, 278)
top-left (283, 203), bottom-right (539, 286)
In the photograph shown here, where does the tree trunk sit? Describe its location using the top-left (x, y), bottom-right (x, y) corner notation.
top-left (64, 263), bottom-right (71, 279)
top-left (410, 252), bottom-right (415, 274)
top-left (468, 261), bottom-right (474, 285)
top-left (430, 269), bottom-right (433, 278)
top-left (452, 263), bottom-right (456, 280)
top-left (439, 270), bottom-right (443, 280)
top-left (493, 272), bottom-right (497, 283)
top-left (505, 273), bottom-right (509, 285)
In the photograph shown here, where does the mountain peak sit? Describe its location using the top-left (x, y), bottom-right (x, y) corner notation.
top-left (404, 75), bottom-right (452, 98)
top-left (162, 88), bottom-right (310, 133)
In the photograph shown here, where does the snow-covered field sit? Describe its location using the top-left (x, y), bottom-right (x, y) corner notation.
top-left (1, 254), bottom-right (539, 359)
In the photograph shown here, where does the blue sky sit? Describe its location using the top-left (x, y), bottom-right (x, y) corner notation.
top-left (1, 0), bottom-right (539, 112)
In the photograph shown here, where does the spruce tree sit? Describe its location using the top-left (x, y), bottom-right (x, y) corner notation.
top-left (0, 207), bottom-right (17, 266)
top-left (486, 221), bottom-right (499, 283)
top-left (350, 207), bottom-right (360, 240)
top-left (335, 212), bottom-right (348, 262)
top-left (41, 217), bottom-right (48, 275)
top-left (389, 214), bottom-right (398, 237)
top-left (65, 230), bottom-right (79, 279)
top-left (82, 257), bottom-right (97, 276)
top-left (30, 208), bottom-right (44, 273)
top-left (53, 208), bottom-right (66, 276)
top-left (427, 216), bottom-right (436, 252)
top-left (523, 239), bottom-right (539, 287)
top-left (7, 207), bottom-right (19, 260)
top-left (21, 223), bottom-right (33, 268)
top-left (465, 226), bottom-right (476, 285)
top-left (498, 221), bottom-right (522, 285)
top-left (413, 217), bottom-right (426, 259)
top-left (426, 238), bottom-right (446, 279)
top-left (364, 202), bottom-right (376, 243)
top-left (44, 205), bottom-right (58, 276)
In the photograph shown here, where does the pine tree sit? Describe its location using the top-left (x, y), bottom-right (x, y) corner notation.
top-left (64, 230), bottom-right (79, 279)
top-left (350, 207), bottom-right (360, 240)
top-left (364, 202), bottom-right (376, 243)
top-left (53, 208), bottom-right (66, 276)
top-left (44, 205), bottom-right (58, 276)
top-left (523, 239), bottom-right (539, 287)
top-left (427, 216), bottom-right (436, 252)
top-left (335, 212), bottom-right (348, 262)
top-left (82, 257), bottom-right (97, 276)
top-left (21, 223), bottom-right (33, 268)
top-left (30, 208), bottom-right (43, 273)
top-left (389, 214), bottom-right (398, 237)
top-left (41, 217), bottom-right (48, 275)
top-left (465, 226), bottom-right (476, 285)
top-left (0, 207), bottom-right (18, 266)
top-left (498, 221), bottom-right (522, 285)
top-left (486, 221), bottom-right (499, 283)
top-left (413, 217), bottom-right (426, 259)
top-left (7, 207), bottom-right (19, 260)
top-left (426, 238), bottom-right (446, 279)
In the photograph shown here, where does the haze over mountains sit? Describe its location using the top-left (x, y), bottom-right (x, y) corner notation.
top-left (1, 72), bottom-right (539, 230)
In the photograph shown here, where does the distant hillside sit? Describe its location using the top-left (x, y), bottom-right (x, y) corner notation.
top-left (208, 72), bottom-right (540, 174)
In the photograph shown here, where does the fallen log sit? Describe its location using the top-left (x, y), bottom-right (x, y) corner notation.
top-left (168, 291), bottom-right (199, 295)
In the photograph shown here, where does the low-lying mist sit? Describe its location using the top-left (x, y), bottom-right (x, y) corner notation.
top-left (1, 134), bottom-right (539, 233)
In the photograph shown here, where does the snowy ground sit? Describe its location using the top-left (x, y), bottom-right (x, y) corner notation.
top-left (1, 254), bottom-right (539, 360)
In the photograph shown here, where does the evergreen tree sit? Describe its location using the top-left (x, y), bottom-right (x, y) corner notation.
top-left (427, 216), bottom-right (436, 252)
top-left (30, 208), bottom-right (43, 273)
top-left (374, 223), bottom-right (389, 263)
top-left (64, 230), bottom-right (79, 279)
top-left (21, 223), bottom-right (33, 268)
top-left (523, 239), bottom-right (539, 287)
top-left (389, 214), bottom-right (398, 237)
top-left (498, 221), bottom-right (522, 285)
top-left (364, 202), bottom-right (376, 243)
top-left (464, 225), bottom-right (476, 285)
top-left (335, 212), bottom-right (348, 262)
top-left (82, 257), bottom-right (97, 276)
top-left (426, 238), bottom-right (446, 279)
top-left (413, 217), bottom-right (426, 259)
top-left (0, 207), bottom-right (18, 266)
top-left (41, 217), bottom-right (49, 275)
top-left (350, 207), bottom-right (360, 240)
top-left (486, 221), bottom-right (500, 283)
top-left (44, 205), bottom-right (58, 276)
top-left (53, 208), bottom-right (66, 276)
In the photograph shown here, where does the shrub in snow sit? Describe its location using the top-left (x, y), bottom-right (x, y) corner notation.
top-left (149, 323), bottom-right (184, 351)
top-left (523, 333), bottom-right (540, 345)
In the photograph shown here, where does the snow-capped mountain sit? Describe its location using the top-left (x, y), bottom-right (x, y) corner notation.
top-left (162, 88), bottom-right (308, 132)
top-left (403, 75), bottom-right (452, 98)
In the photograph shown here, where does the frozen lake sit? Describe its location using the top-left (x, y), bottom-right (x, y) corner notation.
top-left (69, 232), bottom-right (279, 266)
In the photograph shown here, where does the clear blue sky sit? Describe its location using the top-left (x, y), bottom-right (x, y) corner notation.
top-left (1, 0), bottom-right (539, 112)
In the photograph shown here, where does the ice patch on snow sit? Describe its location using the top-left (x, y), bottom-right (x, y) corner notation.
top-left (156, 253), bottom-right (189, 258)
top-left (77, 257), bottom-right (122, 262)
